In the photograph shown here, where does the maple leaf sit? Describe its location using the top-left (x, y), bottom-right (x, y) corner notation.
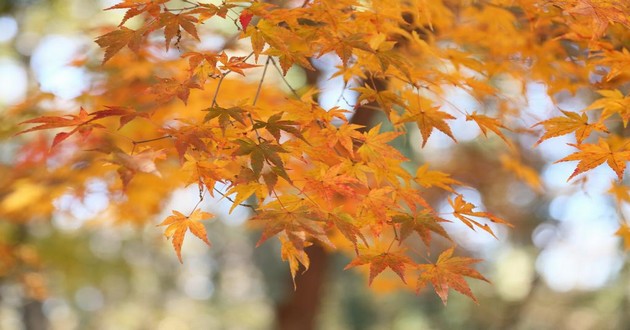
top-left (565, 0), bottom-right (630, 37)
top-left (392, 211), bottom-right (451, 248)
top-left (17, 107), bottom-right (103, 148)
top-left (326, 124), bottom-right (364, 157)
top-left (586, 90), bottom-right (630, 127)
top-left (465, 111), bottom-right (511, 145)
top-left (234, 138), bottom-right (291, 181)
top-left (345, 251), bottom-right (414, 285)
top-left (500, 155), bottom-right (543, 192)
top-left (245, 26), bottom-right (266, 61)
top-left (105, 0), bottom-right (164, 26)
top-left (182, 52), bottom-right (221, 84)
top-left (160, 12), bottom-right (200, 50)
top-left (394, 187), bottom-right (432, 212)
top-left (399, 106), bottom-right (456, 147)
top-left (239, 10), bottom-right (254, 30)
top-left (449, 195), bottom-right (511, 238)
top-left (415, 164), bottom-right (462, 193)
top-left (417, 247), bottom-right (489, 304)
top-left (161, 123), bottom-right (212, 163)
top-left (557, 138), bottom-right (630, 181)
top-left (356, 124), bottom-right (407, 165)
top-left (94, 27), bottom-right (142, 64)
top-left (253, 112), bottom-right (307, 143)
top-left (217, 52), bottom-right (260, 76)
top-left (329, 212), bottom-right (368, 253)
top-left (202, 106), bottom-right (247, 133)
top-left (358, 188), bottom-right (397, 235)
top-left (90, 106), bottom-right (150, 129)
top-left (150, 77), bottom-right (200, 104)
top-left (182, 156), bottom-right (228, 196)
top-left (253, 205), bottom-right (332, 249)
top-left (279, 234), bottom-right (311, 288)
top-left (302, 162), bottom-right (362, 203)
top-left (608, 181), bottom-right (630, 205)
top-left (353, 84), bottom-right (404, 118)
top-left (264, 38), bottom-right (314, 75)
top-left (225, 182), bottom-right (263, 213)
top-left (615, 223), bottom-right (630, 250)
top-left (328, 33), bottom-right (372, 66)
top-left (534, 110), bottom-right (608, 145)
top-left (158, 209), bottom-right (213, 263)
top-left (108, 148), bottom-right (166, 189)
top-left (189, 3), bottom-right (235, 22)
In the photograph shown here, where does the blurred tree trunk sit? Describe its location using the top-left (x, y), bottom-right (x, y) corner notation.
top-left (276, 244), bottom-right (328, 330)
top-left (22, 300), bottom-right (48, 330)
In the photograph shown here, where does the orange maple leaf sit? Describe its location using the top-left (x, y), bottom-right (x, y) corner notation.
top-left (449, 195), bottom-right (511, 238)
top-left (345, 251), bottom-right (414, 285)
top-left (465, 111), bottom-right (511, 145)
top-left (534, 110), bottom-right (607, 145)
top-left (158, 209), bottom-right (213, 263)
top-left (556, 138), bottom-right (630, 181)
top-left (415, 164), bottom-right (462, 193)
top-left (499, 155), bottom-right (543, 193)
top-left (586, 90), bottom-right (630, 127)
top-left (105, 0), bottom-right (164, 26)
top-left (392, 211), bottom-right (451, 248)
top-left (417, 247), bottom-right (489, 304)
top-left (329, 212), bottom-right (368, 253)
top-left (94, 27), bottom-right (142, 64)
top-left (108, 148), bottom-right (166, 189)
top-left (160, 12), bottom-right (200, 50)
top-left (17, 107), bottom-right (103, 148)
top-left (608, 181), bottom-right (630, 205)
top-left (356, 124), bottom-right (406, 164)
top-left (279, 234), bottom-right (311, 288)
top-left (400, 106), bottom-right (456, 147)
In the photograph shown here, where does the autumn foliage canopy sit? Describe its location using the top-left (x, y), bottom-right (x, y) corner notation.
top-left (5, 0), bottom-right (630, 304)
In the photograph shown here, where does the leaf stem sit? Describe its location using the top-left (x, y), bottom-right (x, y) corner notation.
top-left (188, 194), bottom-right (204, 217)
top-left (213, 187), bottom-right (258, 212)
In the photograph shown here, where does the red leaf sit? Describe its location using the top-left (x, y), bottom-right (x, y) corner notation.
top-left (239, 10), bottom-right (254, 30)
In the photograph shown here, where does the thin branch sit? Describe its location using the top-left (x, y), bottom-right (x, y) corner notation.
top-left (132, 135), bottom-right (173, 145)
top-left (211, 74), bottom-right (226, 107)
top-left (211, 51), bottom-right (255, 107)
top-left (131, 135), bottom-right (173, 154)
top-left (253, 56), bottom-right (272, 106)
top-left (269, 57), bottom-right (301, 98)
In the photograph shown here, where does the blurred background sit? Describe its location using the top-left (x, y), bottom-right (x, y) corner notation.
top-left (0, 0), bottom-right (629, 329)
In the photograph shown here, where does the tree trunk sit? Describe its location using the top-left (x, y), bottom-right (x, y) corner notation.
top-left (22, 299), bottom-right (48, 330)
top-left (276, 244), bottom-right (329, 330)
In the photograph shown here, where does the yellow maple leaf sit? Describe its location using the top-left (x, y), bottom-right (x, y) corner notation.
top-left (466, 111), bottom-right (511, 145)
top-left (158, 209), bottom-right (213, 263)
